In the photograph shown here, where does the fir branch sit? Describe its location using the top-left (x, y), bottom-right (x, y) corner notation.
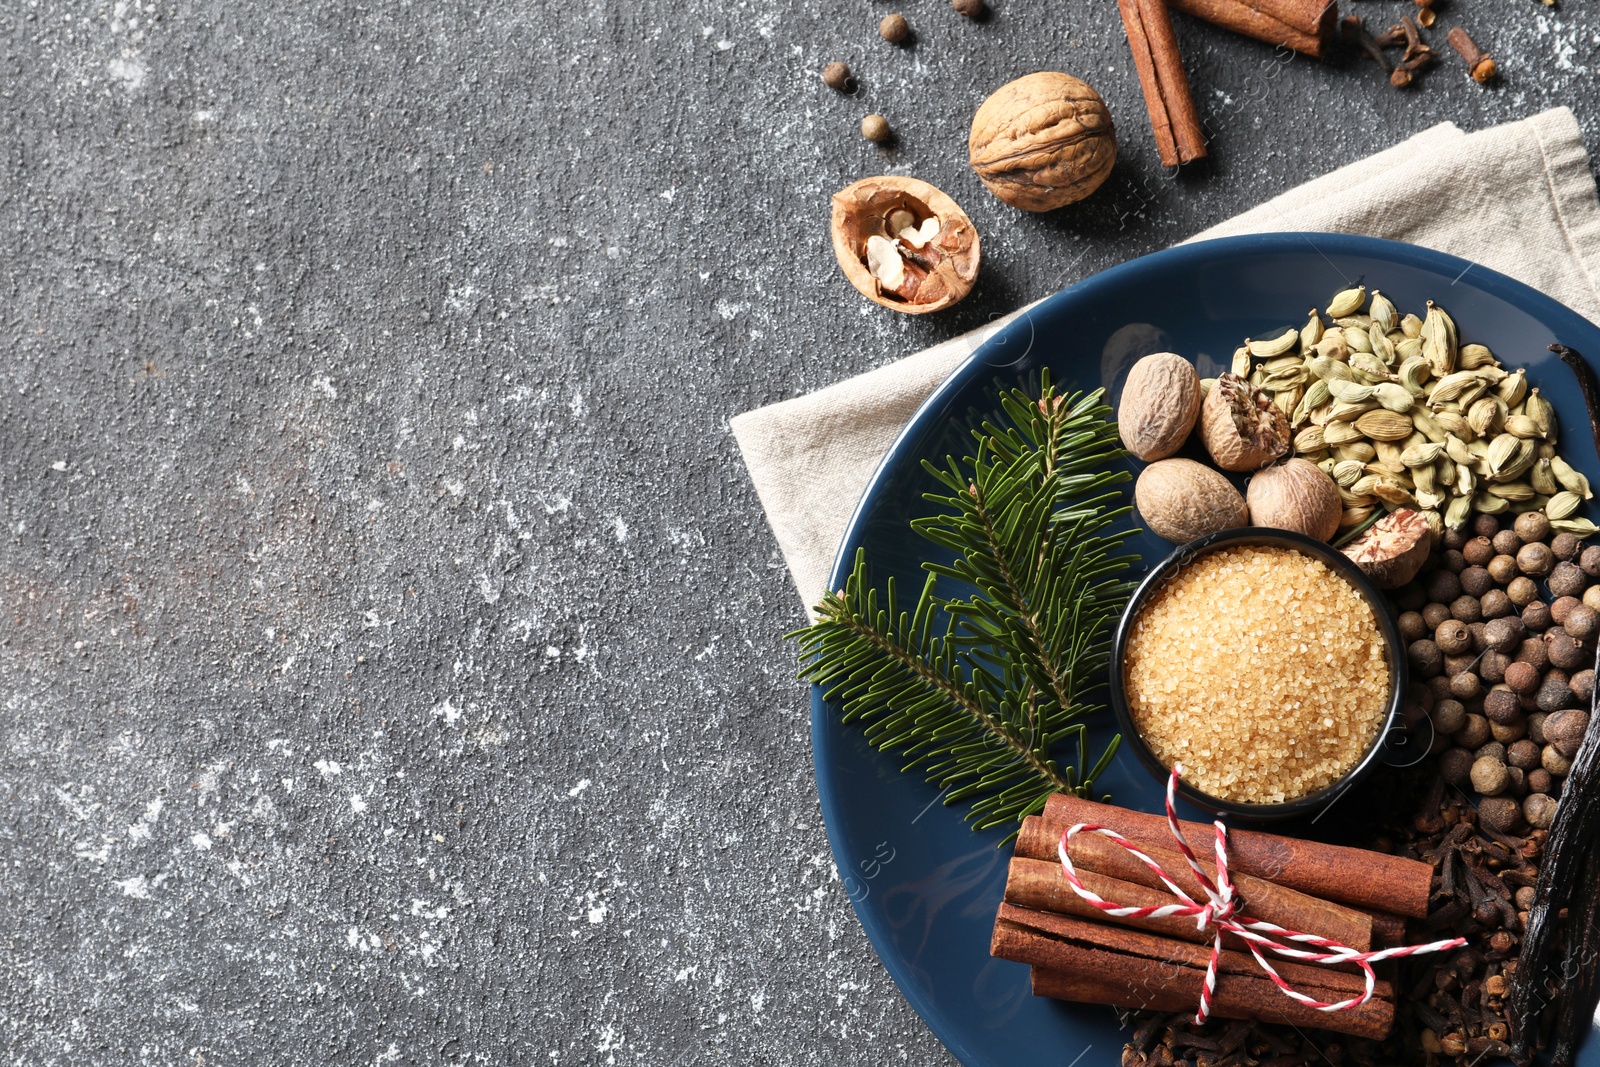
top-left (793, 372), bottom-right (1139, 838)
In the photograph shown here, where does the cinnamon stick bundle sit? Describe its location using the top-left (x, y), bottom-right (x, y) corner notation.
top-left (1117, 0), bottom-right (1208, 166)
top-left (1028, 797), bottom-right (1433, 918)
top-left (1013, 829), bottom-right (1373, 950)
top-left (1168, 0), bottom-right (1338, 58)
top-left (994, 904), bottom-right (1394, 1039)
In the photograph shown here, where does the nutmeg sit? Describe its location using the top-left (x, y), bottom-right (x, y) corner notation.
top-left (1246, 459), bottom-right (1341, 542)
top-left (1199, 372), bottom-right (1289, 472)
top-left (830, 176), bottom-right (980, 314)
top-left (1117, 353), bottom-right (1201, 461)
top-left (1134, 458), bottom-right (1248, 544)
top-left (1341, 508), bottom-right (1431, 589)
top-left (968, 72), bottom-right (1116, 211)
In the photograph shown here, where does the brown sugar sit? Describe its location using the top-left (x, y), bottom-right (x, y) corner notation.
top-left (1123, 545), bottom-right (1391, 804)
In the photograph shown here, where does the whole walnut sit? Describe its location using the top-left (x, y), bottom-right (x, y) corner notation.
top-left (969, 72), bottom-right (1116, 211)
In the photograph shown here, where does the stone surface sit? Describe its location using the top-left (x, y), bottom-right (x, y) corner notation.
top-left (0, 1), bottom-right (1596, 1064)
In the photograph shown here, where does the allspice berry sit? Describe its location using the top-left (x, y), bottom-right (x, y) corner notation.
top-left (1487, 554), bottom-right (1519, 585)
top-left (1492, 529), bottom-right (1522, 557)
top-left (1434, 619), bottom-right (1471, 655)
top-left (1505, 660), bottom-right (1540, 694)
top-left (1439, 747), bottom-right (1475, 786)
top-left (1443, 549), bottom-right (1468, 574)
top-left (1462, 536), bottom-right (1494, 566)
top-left (1528, 767), bottom-right (1554, 794)
top-left (1456, 713), bottom-right (1492, 748)
top-left (1545, 708), bottom-right (1590, 757)
top-left (1523, 600), bottom-right (1553, 633)
top-left (1546, 628), bottom-right (1586, 670)
top-left (1408, 638), bottom-right (1443, 677)
top-left (1553, 531), bottom-right (1582, 561)
top-left (1581, 544), bottom-right (1600, 577)
top-left (1481, 589), bottom-right (1514, 620)
top-left (1483, 616), bottom-right (1523, 654)
top-left (861, 114), bottom-right (892, 143)
top-left (1399, 611), bottom-right (1428, 643)
top-left (1479, 795), bottom-right (1523, 834)
top-left (1427, 570), bottom-right (1463, 603)
top-left (1572, 668), bottom-right (1596, 704)
top-left (879, 13), bottom-right (911, 43)
top-left (1423, 602), bottom-right (1453, 630)
top-left (1473, 513), bottom-right (1501, 538)
top-left (1450, 672), bottom-right (1482, 701)
top-left (1459, 566), bottom-right (1493, 597)
top-left (1508, 738), bottom-right (1541, 769)
top-left (1434, 699), bottom-right (1468, 734)
top-left (1515, 511), bottom-right (1552, 543)
top-left (1507, 576), bottom-right (1539, 607)
top-left (1550, 560), bottom-right (1586, 599)
top-left (1552, 595), bottom-right (1581, 625)
top-left (1471, 755), bottom-right (1510, 796)
top-left (1566, 604), bottom-right (1599, 641)
top-left (1525, 792), bottom-right (1558, 830)
top-left (953, 0), bottom-right (986, 17)
top-left (1543, 743), bottom-right (1573, 776)
top-left (822, 62), bottom-right (853, 91)
top-left (1537, 674), bottom-right (1576, 713)
top-left (1484, 685), bottom-right (1522, 725)
top-left (1517, 542), bottom-right (1555, 577)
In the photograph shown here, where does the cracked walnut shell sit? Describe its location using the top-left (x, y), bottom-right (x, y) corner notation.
top-left (968, 72), bottom-right (1116, 212)
top-left (830, 176), bottom-right (980, 314)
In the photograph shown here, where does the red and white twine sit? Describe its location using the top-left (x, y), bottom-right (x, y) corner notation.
top-left (1056, 764), bottom-right (1466, 1025)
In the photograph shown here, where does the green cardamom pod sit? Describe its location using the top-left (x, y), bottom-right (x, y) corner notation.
top-left (1410, 408), bottom-right (1447, 444)
top-left (1400, 313), bottom-right (1424, 339)
top-left (1458, 343), bottom-right (1497, 370)
top-left (1231, 346), bottom-right (1252, 377)
top-left (1373, 383), bottom-right (1414, 413)
top-left (1273, 388), bottom-right (1300, 420)
top-left (1487, 481), bottom-right (1537, 502)
top-left (1551, 455), bottom-right (1593, 499)
top-left (1368, 290), bottom-right (1397, 332)
top-left (1369, 324), bottom-right (1396, 365)
top-left (1345, 327), bottom-right (1374, 356)
top-left (1466, 397), bottom-right (1500, 437)
top-left (1434, 411), bottom-right (1473, 441)
top-left (1495, 369), bottom-right (1528, 408)
top-left (1436, 456), bottom-right (1457, 488)
top-left (1503, 414), bottom-right (1542, 439)
top-left (1525, 390), bottom-right (1555, 437)
top-left (1309, 356), bottom-right (1354, 382)
top-left (1531, 458), bottom-right (1560, 495)
top-left (1293, 425), bottom-right (1326, 454)
top-left (1326, 285), bottom-right (1366, 318)
top-left (1394, 337), bottom-right (1424, 363)
top-left (1332, 460), bottom-right (1366, 487)
top-left (1552, 518), bottom-right (1600, 537)
top-left (1402, 441), bottom-right (1446, 467)
top-left (1473, 491), bottom-right (1510, 515)
top-left (1445, 494), bottom-right (1473, 530)
top-left (1339, 486), bottom-right (1378, 508)
top-left (1336, 315), bottom-right (1374, 331)
top-left (1427, 371), bottom-right (1481, 406)
top-left (1315, 332), bottom-right (1350, 363)
top-left (1398, 356), bottom-right (1431, 394)
top-left (1373, 480), bottom-right (1416, 508)
top-left (1355, 409), bottom-right (1414, 441)
top-left (1413, 461), bottom-right (1439, 494)
top-left (1327, 379), bottom-right (1377, 403)
top-left (1494, 438), bottom-right (1537, 482)
top-left (1322, 420), bottom-right (1364, 446)
top-left (1248, 328), bottom-right (1301, 358)
top-left (1422, 301), bottom-right (1458, 377)
top-left (1444, 434), bottom-right (1476, 468)
top-left (1334, 441), bottom-right (1377, 463)
top-left (1456, 462), bottom-right (1477, 497)
top-left (1300, 309), bottom-right (1324, 352)
top-left (1546, 490), bottom-right (1583, 520)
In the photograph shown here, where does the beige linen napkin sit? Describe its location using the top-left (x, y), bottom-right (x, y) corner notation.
top-left (734, 108), bottom-right (1600, 615)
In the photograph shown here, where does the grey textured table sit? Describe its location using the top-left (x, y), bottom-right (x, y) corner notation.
top-left (2, 2), bottom-right (1597, 1064)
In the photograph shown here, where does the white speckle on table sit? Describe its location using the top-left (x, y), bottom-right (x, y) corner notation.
top-left (114, 874), bottom-right (158, 898)
top-left (568, 778), bottom-right (590, 798)
top-left (714, 299), bottom-right (744, 320)
top-left (191, 832), bottom-right (212, 851)
top-left (569, 392), bottom-right (586, 418)
top-left (432, 698), bottom-right (461, 725)
top-left (50, 459), bottom-right (68, 471)
top-left (126, 798), bottom-right (163, 842)
top-left (74, 840), bottom-right (112, 863)
top-left (349, 794), bottom-right (368, 814)
top-left (107, 56), bottom-right (146, 91)
top-left (610, 516), bottom-right (628, 542)
top-left (311, 376), bottom-right (338, 399)
top-left (314, 759), bottom-right (342, 777)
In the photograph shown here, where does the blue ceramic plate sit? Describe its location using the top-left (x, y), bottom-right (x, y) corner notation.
top-left (811, 234), bottom-right (1600, 1067)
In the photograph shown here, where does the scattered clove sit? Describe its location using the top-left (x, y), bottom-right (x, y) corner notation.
top-left (1447, 27), bottom-right (1498, 83)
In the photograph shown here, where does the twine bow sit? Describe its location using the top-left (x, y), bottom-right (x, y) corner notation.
top-left (1056, 764), bottom-right (1466, 1025)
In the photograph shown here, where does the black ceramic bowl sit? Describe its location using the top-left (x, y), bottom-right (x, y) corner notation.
top-left (1109, 526), bottom-right (1407, 822)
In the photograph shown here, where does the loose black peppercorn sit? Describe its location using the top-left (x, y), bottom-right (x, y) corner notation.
top-left (1481, 588), bottom-right (1514, 620)
top-left (1435, 618), bottom-right (1471, 654)
top-left (1423, 602), bottom-right (1453, 629)
top-left (1523, 600), bottom-right (1554, 633)
top-left (1408, 638), bottom-right (1443, 676)
top-left (1507, 576), bottom-right (1539, 607)
top-left (822, 61), bottom-right (853, 90)
top-left (1582, 544), bottom-right (1600, 578)
top-left (1472, 513), bottom-right (1501, 539)
top-left (1517, 542), bottom-right (1555, 577)
top-left (1567, 604), bottom-right (1600, 641)
top-left (1463, 536), bottom-right (1495, 567)
top-left (1450, 594), bottom-right (1483, 624)
top-left (1515, 511), bottom-right (1552, 543)
top-left (1450, 671), bottom-right (1483, 700)
top-left (1399, 610), bottom-right (1428, 643)
top-left (1492, 529), bottom-right (1523, 557)
top-left (879, 13), bottom-right (911, 42)
top-left (1550, 560), bottom-right (1587, 599)
top-left (1427, 570), bottom-right (1463, 603)
top-left (1553, 531), bottom-right (1583, 561)
top-left (1460, 565), bottom-right (1494, 597)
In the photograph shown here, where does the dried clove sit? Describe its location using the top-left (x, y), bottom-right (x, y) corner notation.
top-left (1341, 16), bottom-right (1392, 74)
top-left (1447, 26), bottom-right (1498, 83)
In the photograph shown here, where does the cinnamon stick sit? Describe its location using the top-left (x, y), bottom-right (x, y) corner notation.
top-left (1168, 0), bottom-right (1338, 58)
top-left (1046, 833), bottom-right (1373, 949)
top-left (1029, 798), bottom-right (1433, 918)
top-left (1117, 0), bottom-right (1208, 166)
top-left (993, 905), bottom-right (1394, 1039)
